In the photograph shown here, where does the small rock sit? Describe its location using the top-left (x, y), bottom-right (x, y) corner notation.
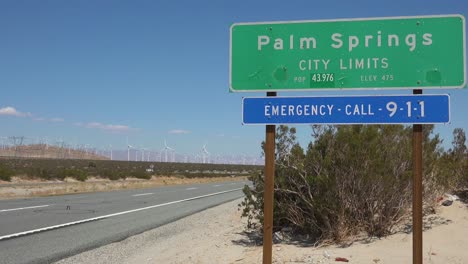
top-left (323, 251), bottom-right (330, 259)
top-left (273, 232), bottom-right (284, 243)
top-left (444, 193), bottom-right (460, 201)
top-left (335, 257), bottom-right (349, 262)
top-left (442, 200), bottom-right (453, 206)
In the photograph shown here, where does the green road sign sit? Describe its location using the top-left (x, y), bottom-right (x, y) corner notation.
top-left (229, 15), bottom-right (466, 92)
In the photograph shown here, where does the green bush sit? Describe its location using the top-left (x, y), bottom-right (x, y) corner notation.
top-left (131, 171), bottom-right (151, 180)
top-left (88, 161), bottom-right (97, 168)
top-left (0, 165), bottom-right (13, 181)
top-left (74, 170), bottom-right (88, 182)
top-left (99, 169), bottom-right (122, 181)
top-left (60, 168), bottom-right (88, 182)
top-left (27, 168), bottom-right (57, 180)
top-left (108, 173), bottom-right (121, 181)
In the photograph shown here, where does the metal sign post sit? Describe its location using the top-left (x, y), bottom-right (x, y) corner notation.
top-left (413, 89), bottom-right (423, 264)
top-left (263, 91), bottom-right (276, 264)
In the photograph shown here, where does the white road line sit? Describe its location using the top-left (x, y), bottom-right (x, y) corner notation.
top-left (132, 193), bottom-right (154, 197)
top-left (213, 184), bottom-right (222, 187)
top-left (0, 188), bottom-right (242, 241)
top-left (0, 205), bottom-right (50, 213)
top-left (185, 187), bottom-right (197, 190)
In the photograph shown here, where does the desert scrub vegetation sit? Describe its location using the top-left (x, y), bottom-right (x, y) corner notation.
top-left (0, 164), bottom-right (14, 181)
top-left (240, 125), bottom-right (468, 243)
top-left (0, 158), bottom-right (260, 182)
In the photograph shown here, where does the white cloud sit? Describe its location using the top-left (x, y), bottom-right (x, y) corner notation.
top-left (0, 106), bottom-right (64, 122)
top-left (168, 129), bottom-right (191, 135)
top-left (33, 116), bottom-right (65, 123)
top-left (82, 122), bottom-right (136, 133)
top-left (49, 117), bottom-right (64, 123)
top-left (0, 106), bottom-right (31, 117)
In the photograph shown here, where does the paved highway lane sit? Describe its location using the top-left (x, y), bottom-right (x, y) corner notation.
top-left (0, 180), bottom-right (249, 264)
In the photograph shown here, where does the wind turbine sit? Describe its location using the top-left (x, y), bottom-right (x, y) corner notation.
top-left (171, 147), bottom-right (176, 162)
top-left (67, 143), bottom-right (71, 156)
top-left (162, 139), bottom-right (174, 162)
top-left (202, 144), bottom-right (210, 164)
top-left (44, 137), bottom-right (49, 150)
top-left (242, 155), bottom-right (247, 165)
top-left (127, 138), bottom-right (133, 161)
top-left (109, 144), bottom-right (113, 160)
top-left (195, 153), bottom-right (201, 163)
top-left (161, 141), bottom-right (167, 162)
top-left (0, 137), bottom-right (6, 150)
top-left (140, 147), bottom-right (146, 162)
top-left (167, 143), bottom-right (176, 162)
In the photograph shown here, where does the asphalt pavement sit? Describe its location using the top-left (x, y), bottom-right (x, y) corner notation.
top-left (0, 180), bottom-right (248, 264)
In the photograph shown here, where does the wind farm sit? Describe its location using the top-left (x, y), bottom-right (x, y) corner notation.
top-left (0, 136), bottom-right (262, 165)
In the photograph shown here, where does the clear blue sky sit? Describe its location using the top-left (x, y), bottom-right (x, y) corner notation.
top-left (0, 0), bottom-right (467, 158)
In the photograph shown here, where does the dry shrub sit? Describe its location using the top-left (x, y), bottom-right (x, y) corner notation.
top-left (241, 124), bottom-right (449, 243)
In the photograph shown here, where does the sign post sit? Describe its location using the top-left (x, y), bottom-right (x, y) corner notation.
top-left (413, 89), bottom-right (423, 264)
top-left (263, 91), bottom-right (276, 264)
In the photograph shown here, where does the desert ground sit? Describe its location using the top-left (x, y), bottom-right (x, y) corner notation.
top-left (57, 193), bottom-right (468, 264)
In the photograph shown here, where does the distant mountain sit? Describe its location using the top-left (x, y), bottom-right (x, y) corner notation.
top-left (0, 144), bottom-right (108, 160)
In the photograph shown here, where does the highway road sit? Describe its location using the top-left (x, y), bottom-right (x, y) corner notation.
top-left (0, 180), bottom-right (248, 264)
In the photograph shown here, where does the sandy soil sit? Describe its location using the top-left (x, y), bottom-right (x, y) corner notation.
top-left (0, 176), bottom-right (246, 200)
top-left (57, 196), bottom-right (468, 264)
